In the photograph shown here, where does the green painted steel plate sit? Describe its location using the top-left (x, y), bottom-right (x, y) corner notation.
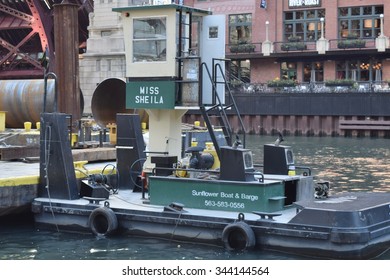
top-left (149, 176), bottom-right (285, 213)
top-left (126, 80), bottom-right (176, 109)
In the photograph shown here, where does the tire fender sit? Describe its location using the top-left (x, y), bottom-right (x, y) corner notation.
top-left (89, 207), bottom-right (118, 237)
top-left (222, 221), bottom-right (256, 251)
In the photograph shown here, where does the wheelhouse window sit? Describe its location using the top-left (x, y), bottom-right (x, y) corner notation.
top-left (229, 14), bottom-right (252, 44)
top-left (132, 17), bottom-right (167, 62)
top-left (338, 5), bottom-right (383, 38)
top-left (284, 9), bottom-right (325, 42)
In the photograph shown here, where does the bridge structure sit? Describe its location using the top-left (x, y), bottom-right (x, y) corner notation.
top-left (0, 0), bottom-right (92, 79)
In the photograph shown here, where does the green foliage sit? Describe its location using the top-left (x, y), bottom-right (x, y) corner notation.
top-left (267, 78), bottom-right (296, 87)
top-left (337, 34), bottom-right (366, 49)
top-left (281, 42), bottom-right (307, 51)
top-left (324, 79), bottom-right (356, 87)
top-left (281, 36), bottom-right (306, 51)
top-left (230, 43), bottom-right (256, 53)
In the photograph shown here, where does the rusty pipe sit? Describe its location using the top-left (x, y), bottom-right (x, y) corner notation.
top-left (0, 79), bottom-right (83, 128)
top-left (91, 78), bottom-right (148, 127)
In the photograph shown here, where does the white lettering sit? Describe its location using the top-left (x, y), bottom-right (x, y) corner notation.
top-left (241, 193), bottom-right (259, 202)
top-left (135, 95), bottom-right (149, 103)
top-left (289, 0), bottom-right (302, 6)
top-left (135, 91), bottom-right (164, 104)
top-left (220, 192), bottom-right (234, 199)
top-left (192, 190), bottom-right (219, 197)
top-left (305, 0), bottom-right (319, 5)
top-left (289, 0), bottom-right (319, 7)
top-left (149, 87), bottom-right (160, 94)
top-left (139, 86), bottom-right (160, 95)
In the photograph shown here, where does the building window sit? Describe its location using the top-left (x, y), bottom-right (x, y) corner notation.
top-left (101, 31), bottom-right (111, 37)
top-left (132, 17), bottom-right (167, 62)
top-left (229, 14), bottom-right (252, 44)
top-left (336, 59), bottom-right (382, 82)
top-left (303, 62), bottom-right (323, 82)
top-left (209, 26), bottom-right (219, 39)
top-left (231, 60), bottom-right (250, 83)
top-left (338, 5), bottom-right (383, 38)
top-left (107, 59), bottom-right (111, 71)
top-left (96, 60), bottom-right (101, 71)
top-left (281, 62), bottom-right (297, 80)
top-left (284, 9), bottom-right (325, 42)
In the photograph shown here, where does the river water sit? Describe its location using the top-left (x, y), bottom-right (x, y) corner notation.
top-left (1, 135), bottom-right (390, 260)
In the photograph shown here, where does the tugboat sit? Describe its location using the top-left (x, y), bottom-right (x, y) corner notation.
top-left (31, 4), bottom-right (390, 259)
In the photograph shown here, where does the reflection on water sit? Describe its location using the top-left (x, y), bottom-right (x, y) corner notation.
top-left (246, 135), bottom-right (390, 193)
top-left (1, 215), bottom-right (390, 260)
top-left (0, 215), bottom-right (306, 260)
top-left (1, 135), bottom-right (390, 260)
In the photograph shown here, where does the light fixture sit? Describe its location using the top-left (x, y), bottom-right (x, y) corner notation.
top-left (308, 22), bottom-right (321, 31)
top-left (380, 14), bottom-right (384, 36)
top-left (364, 19), bottom-right (372, 28)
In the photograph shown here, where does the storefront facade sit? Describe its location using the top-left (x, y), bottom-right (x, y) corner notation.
top-left (193, 0), bottom-right (390, 88)
top-left (183, 0), bottom-right (390, 137)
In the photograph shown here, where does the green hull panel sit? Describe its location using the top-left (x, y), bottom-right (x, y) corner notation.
top-left (149, 176), bottom-right (285, 212)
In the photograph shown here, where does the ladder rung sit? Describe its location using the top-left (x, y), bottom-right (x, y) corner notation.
top-left (206, 104), bottom-right (220, 112)
top-left (224, 104), bottom-right (234, 110)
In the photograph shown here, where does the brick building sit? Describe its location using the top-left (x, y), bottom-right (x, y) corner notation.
top-left (79, 0), bottom-right (390, 136)
top-left (182, 0), bottom-right (390, 137)
top-left (193, 0), bottom-right (390, 86)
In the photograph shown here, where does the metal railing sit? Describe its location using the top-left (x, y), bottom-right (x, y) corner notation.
top-left (225, 37), bottom-right (378, 56)
top-left (229, 81), bottom-right (390, 95)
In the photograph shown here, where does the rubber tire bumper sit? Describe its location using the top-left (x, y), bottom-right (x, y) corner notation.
top-left (222, 221), bottom-right (256, 251)
top-left (89, 207), bottom-right (118, 237)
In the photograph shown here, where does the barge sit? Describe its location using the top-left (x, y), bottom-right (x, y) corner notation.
top-left (31, 111), bottom-right (390, 259)
top-left (31, 4), bottom-right (390, 259)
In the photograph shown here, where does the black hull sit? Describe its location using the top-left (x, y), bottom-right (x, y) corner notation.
top-left (32, 191), bottom-right (390, 260)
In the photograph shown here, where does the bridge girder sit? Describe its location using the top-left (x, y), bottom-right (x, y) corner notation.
top-left (0, 0), bottom-right (92, 79)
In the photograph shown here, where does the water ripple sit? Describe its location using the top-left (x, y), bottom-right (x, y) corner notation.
top-left (1, 136), bottom-right (390, 260)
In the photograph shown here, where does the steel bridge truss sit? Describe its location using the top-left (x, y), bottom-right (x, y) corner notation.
top-left (0, 0), bottom-right (92, 79)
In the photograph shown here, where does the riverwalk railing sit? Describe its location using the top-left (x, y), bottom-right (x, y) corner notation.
top-left (225, 38), bottom-right (378, 56)
top-left (229, 81), bottom-right (390, 95)
top-left (339, 118), bottom-right (390, 131)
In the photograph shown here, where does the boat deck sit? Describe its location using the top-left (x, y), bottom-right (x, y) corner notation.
top-left (295, 192), bottom-right (390, 211)
top-left (34, 189), bottom-right (299, 224)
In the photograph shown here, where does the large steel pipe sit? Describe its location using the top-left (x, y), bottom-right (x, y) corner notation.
top-left (0, 79), bottom-right (54, 128)
top-left (91, 78), bottom-right (148, 127)
top-left (0, 79), bottom-right (84, 128)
